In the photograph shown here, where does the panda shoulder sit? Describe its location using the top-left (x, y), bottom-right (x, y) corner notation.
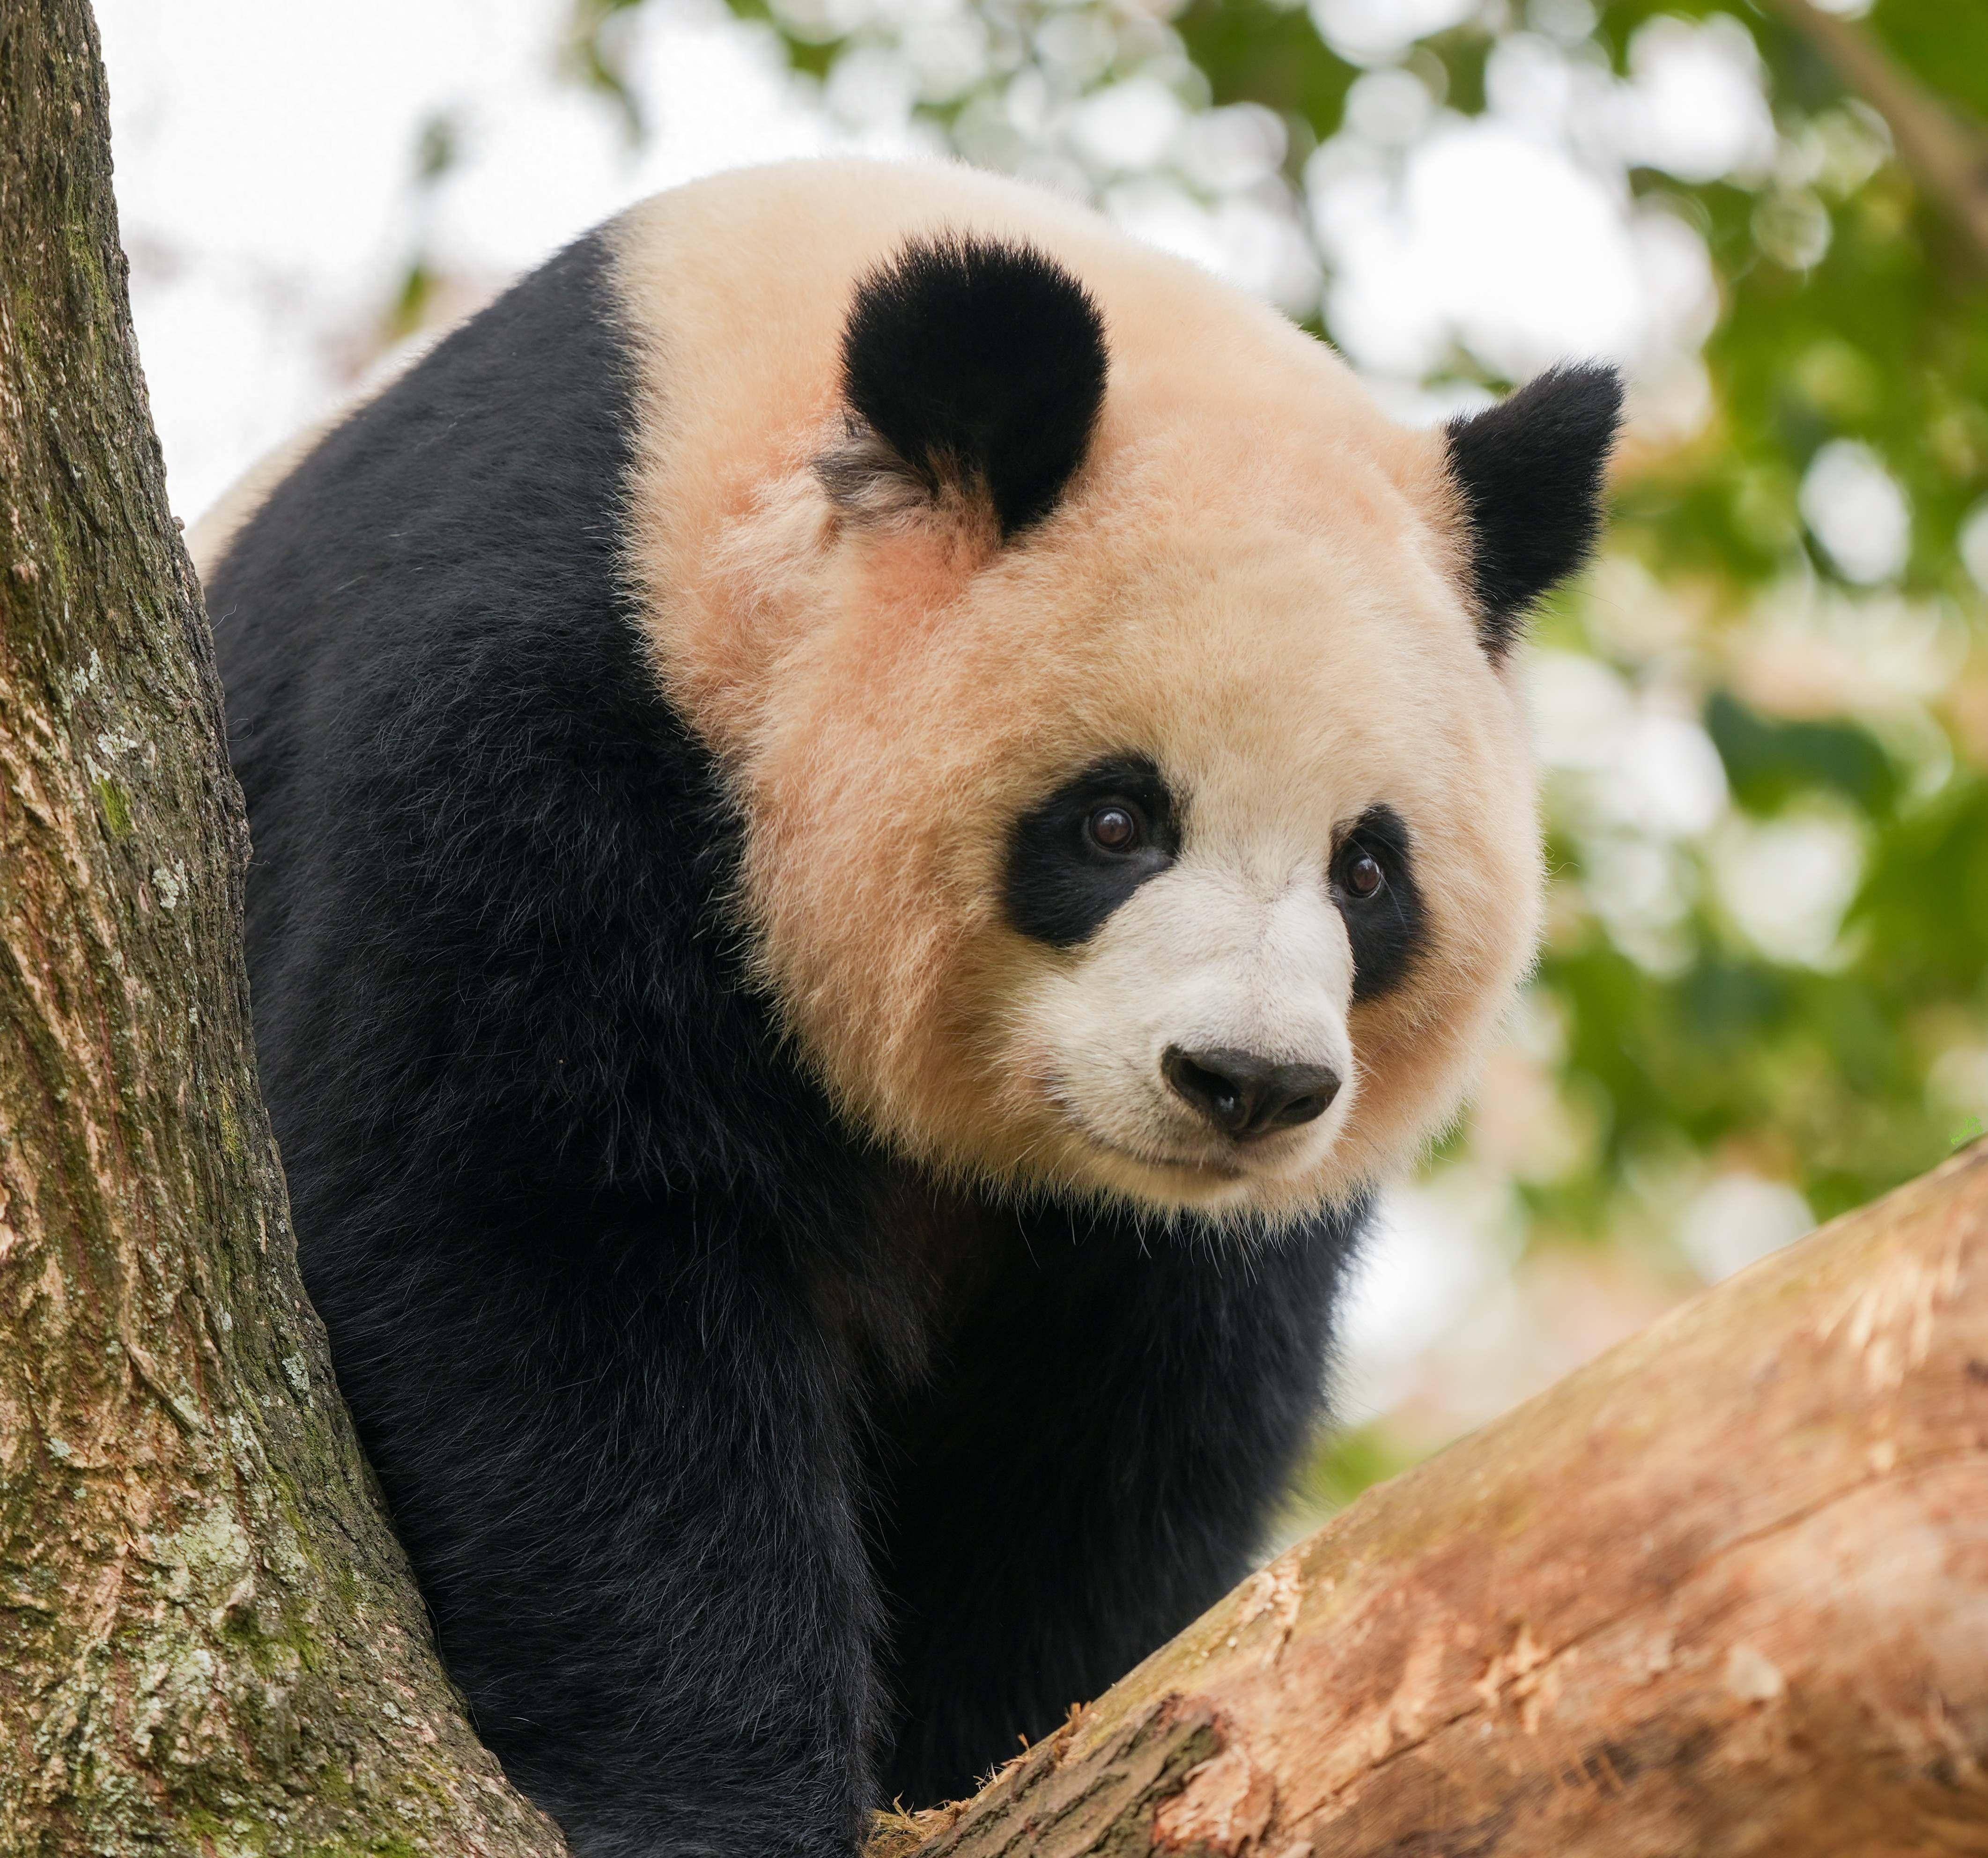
top-left (187, 324), bottom-right (451, 588)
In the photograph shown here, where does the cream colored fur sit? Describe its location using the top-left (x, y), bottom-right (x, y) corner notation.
top-left (610, 159), bottom-right (1542, 1222)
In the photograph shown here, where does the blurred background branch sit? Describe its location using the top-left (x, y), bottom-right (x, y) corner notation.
top-left (1763, 0), bottom-right (1988, 270)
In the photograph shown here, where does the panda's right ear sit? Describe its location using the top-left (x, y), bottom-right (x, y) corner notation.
top-left (817, 235), bottom-right (1109, 543)
top-left (1442, 363), bottom-right (1623, 662)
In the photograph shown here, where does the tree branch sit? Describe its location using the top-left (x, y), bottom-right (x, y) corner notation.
top-left (0, 2), bottom-right (568, 1851)
top-left (874, 1143), bottom-right (1988, 1857)
top-left (1763, 0), bottom-right (1988, 270)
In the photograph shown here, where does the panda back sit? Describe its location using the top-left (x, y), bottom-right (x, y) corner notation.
top-left (205, 230), bottom-right (847, 1224)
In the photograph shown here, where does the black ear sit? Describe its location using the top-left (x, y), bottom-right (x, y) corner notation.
top-left (828, 236), bottom-right (1109, 539)
top-left (1444, 363), bottom-right (1623, 661)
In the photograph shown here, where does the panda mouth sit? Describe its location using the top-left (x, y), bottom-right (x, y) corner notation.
top-left (1050, 1102), bottom-right (1249, 1182)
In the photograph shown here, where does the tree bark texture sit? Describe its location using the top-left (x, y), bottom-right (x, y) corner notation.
top-left (876, 1143), bottom-right (1988, 1858)
top-left (0, 3), bottom-right (569, 1852)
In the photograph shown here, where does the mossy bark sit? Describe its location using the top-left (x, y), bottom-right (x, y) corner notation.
top-left (0, 3), bottom-right (569, 1851)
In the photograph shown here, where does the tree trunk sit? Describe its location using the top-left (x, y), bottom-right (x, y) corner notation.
top-left (0, 3), bottom-right (568, 1851)
top-left (873, 1143), bottom-right (1988, 1858)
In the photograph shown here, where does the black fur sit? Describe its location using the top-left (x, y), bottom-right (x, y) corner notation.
top-left (870, 1191), bottom-right (1354, 1806)
top-left (836, 236), bottom-right (1108, 537)
top-left (1004, 754), bottom-right (1179, 947)
top-left (1003, 767), bottom-right (1427, 1003)
top-left (1334, 805), bottom-right (1426, 1003)
top-left (207, 229), bottom-right (1360, 1858)
top-left (1444, 363), bottom-right (1623, 659)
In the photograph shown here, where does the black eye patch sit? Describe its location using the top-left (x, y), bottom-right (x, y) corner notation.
top-left (1331, 805), bottom-right (1427, 1003)
top-left (1004, 755), bottom-right (1181, 948)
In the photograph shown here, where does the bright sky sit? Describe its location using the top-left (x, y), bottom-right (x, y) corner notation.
top-left (98, 0), bottom-right (920, 517)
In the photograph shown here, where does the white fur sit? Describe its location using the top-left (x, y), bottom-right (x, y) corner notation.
top-left (1013, 809), bottom-right (1360, 1203)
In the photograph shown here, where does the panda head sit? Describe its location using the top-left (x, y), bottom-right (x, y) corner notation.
top-left (620, 172), bottom-right (1620, 1224)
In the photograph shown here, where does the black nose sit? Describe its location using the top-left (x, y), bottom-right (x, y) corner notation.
top-left (1161, 1046), bottom-right (1341, 1142)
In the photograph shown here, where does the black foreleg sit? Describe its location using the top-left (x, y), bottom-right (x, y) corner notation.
top-left (311, 1187), bottom-right (880, 1858)
top-left (872, 1201), bottom-right (1364, 1807)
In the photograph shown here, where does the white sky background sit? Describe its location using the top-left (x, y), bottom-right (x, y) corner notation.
top-left (98, 0), bottom-right (1864, 1445)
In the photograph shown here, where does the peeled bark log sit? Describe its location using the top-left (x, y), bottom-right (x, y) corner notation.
top-left (0, 3), bottom-right (567, 1851)
top-left (876, 1144), bottom-right (1988, 1858)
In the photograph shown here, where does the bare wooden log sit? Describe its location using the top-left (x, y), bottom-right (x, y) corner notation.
top-left (876, 1144), bottom-right (1988, 1858)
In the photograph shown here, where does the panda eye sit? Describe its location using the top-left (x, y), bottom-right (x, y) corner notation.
top-left (1338, 846), bottom-right (1386, 901)
top-left (1086, 804), bottom-right (1142, 854)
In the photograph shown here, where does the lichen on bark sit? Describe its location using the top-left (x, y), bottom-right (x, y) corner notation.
top-left (0, 2), bottom-right (568, 1851)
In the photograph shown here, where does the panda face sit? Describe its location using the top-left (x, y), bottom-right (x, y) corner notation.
top-left (1005, 752), bottom-right (1365, 1195)
top-left (1002, 752), bottom-right (1427, 1196)
top-left (653, 455), bottom-right (1544, 1221)
top-left (899, 499), bottom-right (1540, 1219)
top-left (611, 160), bottom-right (1614, 1223)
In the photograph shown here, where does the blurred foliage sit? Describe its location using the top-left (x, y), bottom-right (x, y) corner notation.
top-left (564, 0), bottom-right (1988, 1282)
top-left (1280, 1420), bottom-right (1421, 1528)
top-left (1523, 15), bottom-right (1988, 1237)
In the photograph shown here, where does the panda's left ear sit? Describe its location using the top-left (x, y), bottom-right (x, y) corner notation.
top-left (820, 235), bottom-right (1109, 541)
top-left (1443, 364), bottom-right (1623, 662)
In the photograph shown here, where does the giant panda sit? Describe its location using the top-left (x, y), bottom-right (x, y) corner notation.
top-left (196, 158), bottom-right (1619, 1858)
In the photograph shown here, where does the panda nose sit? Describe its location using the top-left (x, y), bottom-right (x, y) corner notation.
top-left (1161, 1046), bottom-right (1341, 1142)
